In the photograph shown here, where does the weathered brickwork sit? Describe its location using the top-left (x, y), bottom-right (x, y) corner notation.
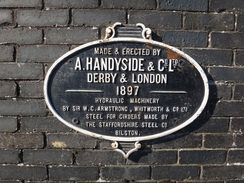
top-left (0, 0), bottom-right (243, 182)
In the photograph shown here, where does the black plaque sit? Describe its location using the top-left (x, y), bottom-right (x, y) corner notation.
top-left (44, 26), bottom-right (209, 142)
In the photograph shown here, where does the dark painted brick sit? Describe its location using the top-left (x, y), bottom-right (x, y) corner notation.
top-left (236, 50), bottom-right (244, 66)
top-left (231, 118), bottom-right (244, 133)
top-left (0, 45), bottom-right (14, 62)
top-left (102, 0), bottom-right (156, 9)
top-left (183, 48), bottom-right (232, 66)
top-left (208, 83), bottom-right (232, 100)
top-left (72, 9), bottom-right (126, 27)
top-left (210, 0), bottom-right (244, 12)
top-left (0, 63), bottom-right (42, 79)
top-left (19, 81), bottom-right (43, 98)
top-left (128, 150), bottom-right (177, 165)
top-left (129, 11), bottom-right (181, 29)
top-left (152, 166), bottom-right (200, 180)
top-left (0, 28), bottom-right (42, 44)
top-left (0, 165), bottom-right (46, 180)
top-left (0, 133), bottom-right (44, 149)
top-left (76, 150), bottom-right (124, 165)
top-left (0, 0), bottom-right (42, 7)
top-left (17, 10), bottom-right (69, 27)
top-left (184, 118), bottom-right (229, 133)
top-left (98, 139), bottom-right (114, 149)
top-left (27, 182), bottom-right (74, 183)
top-left (0, 1), bottom-right (242, 182)
top-left (134, 182), bottom-right (166, 183)
top-left (45, 28), bottom-right (98, 44)
top-left (202, 166), bottom-right (244, 180)
top-left (130, 182), bottom-right (159, 183)
top-left (159, 0), bottom-right (208, 11)
top-left (47, 133), bottom-right (97, 149)
top-left (179, 150), bottom-right (226, 164)
top-left (0, 150), bottom-right (19, 163)
top-left (211, 101), bottom-right (244, 117)
top-left (228, 150), bottom-right (244, 163)
top-left (184, 13), bottom-right (234, 31)
top-left (49, 166), bottom-right (99, 181)
top-left (210, 67), bottom-right (244, 81)
top-left (234, 85), bottom-right (244, 100)
top-left (215, 84), bottom-right (232, 100)
top-left (17, 45), bottom-right (69, 63)
top-left (23, 149), bottom-right (73, 165)
top-left (179, 181), bottom-right (223, 183)
top-left (45, 0), bottom-right (99, 8)
top-left (0, 10), bottom-right (12, 26)
top-left (237, 15), bottom-right (244, 31)
top-left (158, 31), bottom-right (208, 47)
top-left (211, 32), bottom-right (244, 48)
top-left (0, 100), bottom-right (46, 116)
top-left (153, 134), bottom-right (202, 149)
top-left (20, 117), bottom-right (71, 133)
top-left (227, 181), bottom-right (244, 183)
top-left (0, 81), bottom-right (16, 98)
top-left (204, 134), bottom-right (244, 148)
top-left (0, 117), bottom-right (17, 132)
top-left (102, 166), bottom-right (150, 180)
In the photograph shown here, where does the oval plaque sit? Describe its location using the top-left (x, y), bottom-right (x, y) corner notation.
top-left (44, 24), bottom-right (209, 142)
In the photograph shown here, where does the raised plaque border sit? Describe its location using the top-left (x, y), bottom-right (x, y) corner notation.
top-left (44, 23), bottom-right (209, 142)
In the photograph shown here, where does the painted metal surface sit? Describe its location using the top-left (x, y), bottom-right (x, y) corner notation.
top-left (44, 23), bottom-right (209, 143)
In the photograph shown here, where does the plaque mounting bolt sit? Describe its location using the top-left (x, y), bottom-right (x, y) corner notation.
top-left (111, 141), bottom-right (118, 148)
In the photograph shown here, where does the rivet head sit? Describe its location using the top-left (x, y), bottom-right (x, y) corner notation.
top-left (72, 118), bottom-right (80, 125)
top-left (111, 142), bottom-right (118, 148)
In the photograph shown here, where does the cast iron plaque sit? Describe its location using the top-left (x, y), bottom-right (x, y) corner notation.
top-left (44, 23), bottom-right (209, 142)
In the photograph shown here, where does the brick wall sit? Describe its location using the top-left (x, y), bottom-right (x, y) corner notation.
top-left (0, 0), bottom-right (243, 182)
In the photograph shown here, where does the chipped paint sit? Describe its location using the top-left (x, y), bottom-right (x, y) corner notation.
top-left (52, 141), bottom-right (67, 148)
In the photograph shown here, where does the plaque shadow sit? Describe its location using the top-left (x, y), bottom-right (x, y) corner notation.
top-left (152, 32), bottom-right (163, 42)
top-left (128, 64), bottom-right (218, 163)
